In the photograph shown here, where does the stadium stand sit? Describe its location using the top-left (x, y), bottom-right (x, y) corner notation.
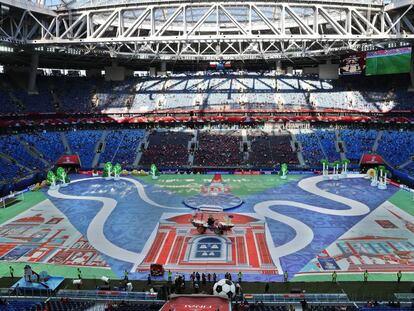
top-left (315, 129), bottom-right (340, 162)
top-left (248, 130), bottom-right (298, 167)
top-left (0, 300), bottom-right (44, 311)
top-left (340, 129), bottom-right (378, 165)
top-left (194, 130), bottom-right (244, 167)
top-left (140, 130), bottom-right (192, 167)
top-left (20, 132), bottom-right (66, 163)
top-left (0, 74), bottom-right (412, 114)
top-left (295, 130), bottom-right (325, 166)
top-left (377, 130), bottom-right (414, 167)
top-left (0, 136), bottom-right (46, 171)
top-left (65, 130), bottom-right (102, 169)
top-left (99, 129), bottom-right (146, 167)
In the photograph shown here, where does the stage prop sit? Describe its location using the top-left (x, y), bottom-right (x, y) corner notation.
top-left (370, 167), bottom-right (379, 187)
top-left (136, 211), bottom-right (278, 275)
top-left (47, 171), bottom-right (58, 190)
top-left (332, 161), bottom-right (341, 180)
top-left (150, 164), bottom-right (160, 180)
top-left (341, 159), bottom-right (350, 177)
top-left (321, 159), bottom-right (329, 179)
top-left (150, 264), bottom-right (164, 276)
top-left (183, 174), bottom-right (243, 211)
top-left (103, 162), bottom-right (113, 180)
top-left (213, 279), bottom-right (236, 299)
top-left (160, 295), bottom-right (231, 311)
top-left (47, 168), bottom-right (70, 189)
top-left (377, 165), bottom-right (390, 190)
top-left (11, 265), bottom-right (64, 292)
top-left (113, 163), bottom-right (122, 180)
top-left (56, 167), bottom-right (70, 187)
top-left (192, 211), bottom-right (234, 235)
top-left (280, 163), bottom-right (288, 180)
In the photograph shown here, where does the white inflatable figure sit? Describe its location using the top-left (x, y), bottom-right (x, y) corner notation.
top-left (341, 159), bottom-right (350, 178)
top-left (321, 160), bottom-right (329, 180)
top-left (333, 161), bottom-right (340, 181)
top-left (377, 166), bottom-right (388, 190)
top-left (370, 168), bottom-right (379, 187)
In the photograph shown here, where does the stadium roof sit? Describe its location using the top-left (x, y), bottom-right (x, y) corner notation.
top-left (46, 0), bottom-right (385, 9)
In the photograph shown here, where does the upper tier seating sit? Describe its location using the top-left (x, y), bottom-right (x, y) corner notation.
top-left (0, 73), bottom-right (412, 114)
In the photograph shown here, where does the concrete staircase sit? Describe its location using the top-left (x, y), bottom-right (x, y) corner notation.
top-left (187, 129), bottom-right (198, 166)
top-left (133, 131), bottom-right (150, 167)
top-left (8, 91), bottom-right (26, 112)
top-left (335, 129), bottom-right (347, 161)
top-left (17, 136), bottom-right (50, 168)
top-left (290, 131), bottom-right (305, 166)
top-left (314, 130), bottom-right (328, 160)
top-left (372, 130), bottom-right (383, 153)
top-left (400, 159), bottom-right (413, 169)
top-left (84, 303), bottom-right (106, 311)
top-left (0, 152), bottom-right (33, 173)
top-left (60, 132), bottom-right (72, 154)
top-left (241, 129), bottom-right (250, 162)
top-left (91, 131), bottom-right (109, 168)
top-left (51, 91), bottom-right (62, 111)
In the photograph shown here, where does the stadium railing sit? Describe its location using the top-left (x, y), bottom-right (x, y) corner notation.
top-left (393, 293), bottom-right (414, 302)
top-left (56, 289), bottom-right (162, 302)
top-left (242, 293), bottom-right (350, 304)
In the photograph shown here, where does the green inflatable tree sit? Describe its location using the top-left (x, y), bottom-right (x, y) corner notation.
top-left (47, 171), bottom-right (57, 188)
top-left (113, 163), bottom-right (122, 180)
top-left (103, 162), bottom-right (113, 179)
top-left (150, 164), bottom-right (160, 180)
top-left (280, 163), bottom-right (288, 179)
top-left (56, 167), bottom-right (70, 186)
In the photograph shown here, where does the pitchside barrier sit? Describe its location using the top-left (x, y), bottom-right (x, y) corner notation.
top-left (0, 188), bottom-right (28, 209)
top-left (242, 293), bottom-right (350, 304)
top-left (56, 290), bottom-right (161, 302)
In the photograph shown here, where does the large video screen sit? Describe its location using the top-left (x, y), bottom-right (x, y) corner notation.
top-left (365, 47), bottom-right (412, 76)
top-left (340, 52), bottom-right (366, 75)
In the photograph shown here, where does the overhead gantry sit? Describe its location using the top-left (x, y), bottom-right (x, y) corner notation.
top-left (0, 0), bottom-right (413, 60)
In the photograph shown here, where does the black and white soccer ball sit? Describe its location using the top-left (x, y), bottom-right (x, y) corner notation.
top-left (213, 279), bottom-right (236, 299)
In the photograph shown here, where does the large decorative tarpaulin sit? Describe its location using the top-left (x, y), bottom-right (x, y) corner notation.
top-left (160, 295), bottom-right (231, 311)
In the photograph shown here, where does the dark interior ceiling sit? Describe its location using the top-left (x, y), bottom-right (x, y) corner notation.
top-left (0, 47), bottom-right (340, 72)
